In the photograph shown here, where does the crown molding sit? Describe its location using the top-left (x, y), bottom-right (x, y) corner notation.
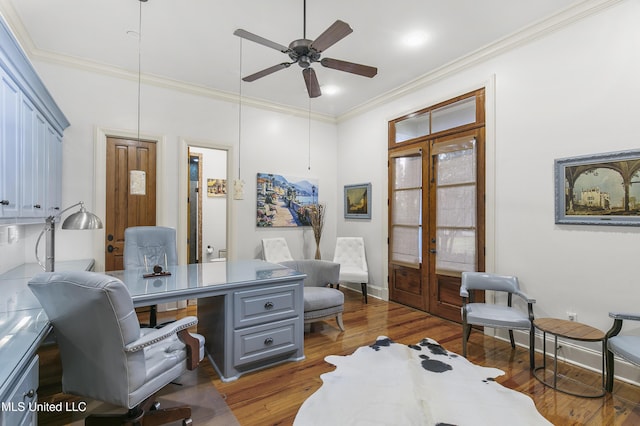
top-left (0, 0), bottom-right (622, 125)
top-left (337, 0), bottom-right (624, 123)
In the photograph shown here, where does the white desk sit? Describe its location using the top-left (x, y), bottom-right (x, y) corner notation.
top-left (0, 259), bottom-right (94, 426)
top-left (107, 260), bottom-right (306, 382)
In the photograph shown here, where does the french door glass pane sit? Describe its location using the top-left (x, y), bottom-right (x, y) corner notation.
top-left (436, 148), bottom-right (475, 185)
top-left (391, 226), bottom-right (422, 265)
top-left (394, 156), bottom-right (422, 189)
top-left (436, 186), bottom-right (476, 228)
top-left (393, 189), bottom-right (421, 225)
top-left (435, 228), bottom-right (476, 273)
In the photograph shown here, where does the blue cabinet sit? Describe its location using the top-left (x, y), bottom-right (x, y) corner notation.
top-left (0, 16), bottom-right (69, 224)
top-left (0, 66), bottom-right (20, 218)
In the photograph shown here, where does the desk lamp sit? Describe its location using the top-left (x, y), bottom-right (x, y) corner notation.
top-left (35, 202), bottom-right (103, 271)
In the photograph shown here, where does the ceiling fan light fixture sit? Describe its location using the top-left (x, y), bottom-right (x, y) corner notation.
top-left (232, 1), bottom-right (376, 98)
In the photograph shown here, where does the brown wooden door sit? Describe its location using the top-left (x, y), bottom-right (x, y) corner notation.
top-left (104, 137), bottom-right (157, 271)
top-left (427, 129), bottom-right (485, 321)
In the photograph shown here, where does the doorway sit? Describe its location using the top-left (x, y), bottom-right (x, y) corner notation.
top-left (388, 89), bottom-right (486, 323)
top-left (186, 146), bottom-right (228, 264)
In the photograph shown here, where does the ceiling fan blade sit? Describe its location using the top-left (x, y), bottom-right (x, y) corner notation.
top-left (320, 58), bottom-right (378, 78)
top-left (302, 68), bottom-right (321, 98)
top-left (309, 20), bottom-right (353, 53)
top-left (243, 63), bottom-right (292, 82)
top-left (233, 29), bottom-right (290, 53)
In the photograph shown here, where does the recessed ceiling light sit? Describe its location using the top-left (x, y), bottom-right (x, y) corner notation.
top-left (321, 85), bottom-right (340, 96)
top-left (403, 31), bottom-right (429, 48)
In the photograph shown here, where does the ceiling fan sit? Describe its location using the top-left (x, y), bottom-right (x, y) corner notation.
top-left (233, 0), bottom-right (377, 98)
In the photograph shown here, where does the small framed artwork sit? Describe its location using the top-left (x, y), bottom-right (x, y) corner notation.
top-left (207, 179), bottom-right (227, 197)
top-left (554, 149), bottom-right (640, 226)
top-left (344, 183), bottom-right (371, 219)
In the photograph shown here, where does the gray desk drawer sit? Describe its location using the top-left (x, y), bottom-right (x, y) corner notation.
top-left (234, 317), bottom-right (300, 367)
top-left (234, 283), bottom-right (301, 328)
top-left (1, 355), bottom-right (38, 426)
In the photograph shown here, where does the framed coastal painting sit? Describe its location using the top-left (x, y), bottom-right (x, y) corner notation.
top-left (344, 183), bottom-right (371, 219)
top-left (256, 172), bottom-right (319, 227)
top-left (554, 150), bottom-right (640, 226)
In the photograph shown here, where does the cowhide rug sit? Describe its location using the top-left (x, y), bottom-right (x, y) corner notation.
top-left (293, 337), bottom-right (552, 426)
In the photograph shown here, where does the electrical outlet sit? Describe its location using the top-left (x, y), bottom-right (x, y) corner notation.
top-left (567, 312), bottom-right (577, 322)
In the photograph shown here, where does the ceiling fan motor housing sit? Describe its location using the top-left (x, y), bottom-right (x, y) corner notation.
top-left (289, 39), bottom-right (320, 68)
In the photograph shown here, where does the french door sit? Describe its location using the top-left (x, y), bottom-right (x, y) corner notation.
top-left (388, 89), bottom-right (485, 323)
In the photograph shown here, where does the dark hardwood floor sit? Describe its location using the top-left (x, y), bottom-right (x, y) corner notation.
top-left (38, 289), bottom-right (640, 425)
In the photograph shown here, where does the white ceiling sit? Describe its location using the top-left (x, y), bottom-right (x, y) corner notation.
top-left (1, 0), bottom-right (584, 118)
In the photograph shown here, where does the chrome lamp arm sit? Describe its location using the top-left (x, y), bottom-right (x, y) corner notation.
top-left (35, 202), bottom-right (103, 272)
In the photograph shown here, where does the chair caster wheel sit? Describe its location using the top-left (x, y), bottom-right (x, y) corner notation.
top-left (151, 402), bottom-right (160, 411)
top-left (183, 418), bottom-right (193, 426)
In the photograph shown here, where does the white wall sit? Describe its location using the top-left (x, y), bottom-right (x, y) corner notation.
top-left (0, 56), bottom-right (338, 272)
top-left (337, 0), bottom-right (640, 379)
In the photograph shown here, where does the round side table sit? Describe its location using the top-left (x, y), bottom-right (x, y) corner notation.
top-left (533, 317), bottom-right (605, 398)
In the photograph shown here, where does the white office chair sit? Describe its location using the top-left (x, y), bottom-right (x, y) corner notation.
top-left (124, 226), bottom-right (178, 327)
top-left (28, 270), bottom-right (204, 425)
top-left (333, 237), bottom-right (369, 303)
top-left (262, 237), bottom-right (294, 263)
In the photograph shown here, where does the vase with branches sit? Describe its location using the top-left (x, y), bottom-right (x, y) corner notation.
top-left (308, 203), bottom-right (325, 260)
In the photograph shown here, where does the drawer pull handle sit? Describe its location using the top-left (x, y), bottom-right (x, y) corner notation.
top-left (23, 389), bottom-right (35, 399)
top-left (264, 337), bottom-right (274, 346)
top-left (34, 204), bottom-right (41, 209)
top-left (264, 301), bottom-right (274, 310)
top-left (0, 200), bottom-right (9, 206)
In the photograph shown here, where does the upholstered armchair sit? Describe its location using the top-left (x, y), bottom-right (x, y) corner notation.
top-left (262, 237), bottom-right (294, 263)
top-left (605, 312), bottom-right (640, 392)
top-left (460, 271), bottom-right (535, 369)
top-left (280, 260), bottom-right (345, 332)
top-left (333, 237), bottom-right (369, 303)
top-left (124, 226), bottom-right (179, 327)
top-left (29, 270), bottom-right (205, 426)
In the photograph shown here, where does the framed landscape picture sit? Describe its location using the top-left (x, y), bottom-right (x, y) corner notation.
top-left (344, 183), bottom-right (371, 219)
top-left (554, 149), bottom-right (640, 226)
top-left (256, 172), bottom-right (319, 227)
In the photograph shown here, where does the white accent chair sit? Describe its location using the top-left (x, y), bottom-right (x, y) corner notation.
top-left (28, 270), bottom-right (205, 426)
top-left (333, 237), bottom-right (369, 303)
top-left (460, 271), bottom-right (535, 369)
top-left (605, 312), bottom-right (640, 392)
top-left (262, 237), bottom-right (294, 263)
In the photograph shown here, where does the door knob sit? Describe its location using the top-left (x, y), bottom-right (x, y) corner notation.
top-left (107, 245), bottom-right (115, 253)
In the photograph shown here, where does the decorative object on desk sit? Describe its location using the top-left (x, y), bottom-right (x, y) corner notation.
top-left (344, 182), bottom-right (371, 219)
top-left (293, 336), bottom-right (552, 426)
top-left (256, 172), bottom-right (319, 227)
top-left (143, 263), bottom-right (172, 278)
top-left (35, 202), bottom-right (103, 272)
top-left (554, 149), bottom-right (640, 226)
top-left (207, 178), bottom-right (227, 197)
top-left (308, 203), bottom-right (325, 259)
